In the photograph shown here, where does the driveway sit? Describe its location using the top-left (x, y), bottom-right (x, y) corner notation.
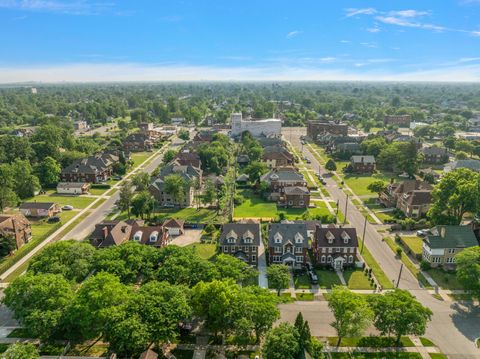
top-left (169, 229), bottom-right (202, 247)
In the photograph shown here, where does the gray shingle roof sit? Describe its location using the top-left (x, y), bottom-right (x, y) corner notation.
top-left (424, 225), bottom-right (478, 249)
top-left (268, 223), bottom-right (309, 248)
top-left (219, 223), bottom-right (261, 246)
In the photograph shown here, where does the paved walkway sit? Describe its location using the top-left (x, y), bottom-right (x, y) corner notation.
top-left (257, 234), bottom-right (268, 289)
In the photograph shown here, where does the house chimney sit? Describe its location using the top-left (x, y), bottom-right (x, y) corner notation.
top-left (102, 226), bottom-right (109, 239)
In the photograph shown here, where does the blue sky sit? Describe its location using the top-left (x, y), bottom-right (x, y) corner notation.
top-left (1, 0), bottom-right (480, 82)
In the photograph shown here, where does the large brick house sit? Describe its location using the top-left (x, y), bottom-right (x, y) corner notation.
top-left (268, 223), bottom-right (309, 268)
top-left (349, 156), bottom-right (376, 173)
top-left (422, 225), bottom-right (479, 268)
top-left (173, 151), bottom-right (202, 168)
top-left (124, 133), bottom-right (154, 152)
top-left (149, 164), bottom-right (202, 208)
top-left (91, 219), bottom-right (169, 248)
top-left (61, 153), bottom-right (119, 183)
top-left (313, 225), bottom-right (358, 270)
top-left (282, 186), bottom-right (310, 208)
top-left (219, 223), bottom-right (261, 266)
top-left (260, 167), bottom-right (307, 201)
top-left (380, 180), bottom-right (433, 218)
top-left (307, 120), bottom-right (348, 142)
top-left (384, 115), bottom-right (411, 127)
top-left (0, 214), bottom-right (32, 250)
top-left (262, 145), bottom-right (294, 168)
top-left (420, 146), bottom-right (449, 164)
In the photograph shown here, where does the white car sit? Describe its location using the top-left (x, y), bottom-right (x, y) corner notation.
top-left (62, 205), bottom-right (74, 210)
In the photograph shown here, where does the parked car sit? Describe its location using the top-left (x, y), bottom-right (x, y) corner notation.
top-left (113, 176), bottom-right (123, 180)
top-left (48, 216), bottom-right (61, 223)
top-left (62, 205), bottom-right (74, 210)
top-left (305, 158), bottom-right (311, 164)
top-left (416, 229), bottom-right (430, 237)
top-left (309, 271), bottom-right (318, 285)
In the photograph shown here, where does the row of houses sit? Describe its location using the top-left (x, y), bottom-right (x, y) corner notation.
top-left (219, 221), bottom-right (359, 269)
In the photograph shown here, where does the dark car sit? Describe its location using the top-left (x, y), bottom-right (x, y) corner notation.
top-left (47, 216), bottom-right (61, 223)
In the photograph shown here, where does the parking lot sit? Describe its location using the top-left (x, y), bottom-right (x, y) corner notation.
top-left (169, 229), bottom-right (203, 247)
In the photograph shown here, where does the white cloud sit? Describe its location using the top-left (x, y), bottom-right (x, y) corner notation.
top-left (367, 27), bottom-right (380, 33)
top-left (388, 10), bottom-right (430, 18)
top-left (472, 31), bottom-right (480, 36)
top-left (340, 40), bottom-right (350, 43)
top-left (286, 30), bottom-right (302, 39)
top-left (1, 62), bottom-right (480, 82)
top-left (0, 0), bottom-right (115, 15)
top-left (344, 8), bottom-right (376, 17)
top-left (375, 16), bottom-right (446, 32)
top-left (459, 57), bottom-right (480, 62)
top-left (360, 42), bottom-right (378, 48)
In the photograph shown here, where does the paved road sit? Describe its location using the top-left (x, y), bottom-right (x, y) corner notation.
top-left (63, 136), bottom-right (186, 241)
top-left (283, 127), bottom-right (480, 358)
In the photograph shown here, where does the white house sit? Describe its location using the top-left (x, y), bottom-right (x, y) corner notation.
top-left (230, 113), bottom-right (282, 138)
top-left (57, 182), bottom-right (91, 195)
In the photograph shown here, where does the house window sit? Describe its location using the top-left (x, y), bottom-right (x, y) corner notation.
top-left (294, 247), bottom-right (303, 253)
top-left (322, 248), bottom-right (326, 253)
top-left (299, 201), bottom-right (304, 206)
top-left (336, 248), bottom-right (340, 253)
top-left (274, 247), bottom-right (282, 254)
top-left (223, 247), bottom-right (228, 253)
top-left (446, 257), bottom-right (455, 263)
top-left (321, 255), bottom-right (326, 263)
top-left (295, 256), bottom-right (304, 263)
top-left (288, 201), bottom-right (293, 205)
top-left (273, 256), bottom-right (281, 262)
top-left (343, 248), bottom-right (348, 253)
top-left (348, 255), bottom-right (353, 263)
top-left (327, 256), bottom-right (332, 263)
top-left (447, 248), bottom-right (455, 254)
top-left (328, 248), bottom-right (333, 253)
top-left (251, 255), bottom-right (257, 262)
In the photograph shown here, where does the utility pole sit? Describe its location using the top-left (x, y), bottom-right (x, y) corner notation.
top-left (396, 263), bottom-right (404, 288)
top-left (335, 199), bottom-right (339, 222)
top-left (361, 216), bottom-right (367, 255)
top-left (343, 194), bottom-right (349, 225)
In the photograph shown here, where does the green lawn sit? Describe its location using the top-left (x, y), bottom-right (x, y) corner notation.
top-left (331, 354), bottom-right (421, 359)
top-left (402, 236), bottom-right (423, 256)
top-left (374, 211), bottom-right (395, 223)
top-left (154, 208), bottom-right (218, 223)
top-left (315, 269), bottom-right (342, 288)
top-left (89, 188), bottom-right (110, 195)
top-left (327, 336), bottom-right (415, 347)
top-left (26, 192), bottom-right (96, 209)
top-left (429, 354), bottom-right (447, 359)
top-left (420, 337), bottom-right (436, 347)
top-left (295, 292), bottom-right (314, 301)
top-left (344, 269), bottom-right (374, 290)
top-left (426, 269), bottom-right (464, 290)
top-left (294, 273), bottom-right (312, 289)
top-left (185, 243), bottom-right (217, 260)
top-left (234, 189), bottom-right (332, 220)
top-left (130, 151), bottom-right (153, 168)
top-left (343, 174), bottom-right (392, 197)
top-left (359, 239), bottom-right (394, 289)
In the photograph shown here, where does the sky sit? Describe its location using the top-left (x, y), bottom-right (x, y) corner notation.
top-left (1, 0), bottom-right (480, 82)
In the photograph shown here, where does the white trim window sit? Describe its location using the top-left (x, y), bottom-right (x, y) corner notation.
top-left (295, 256), bottom-right (304, 263)
top-left (321, 255), bottom-right (326, 263)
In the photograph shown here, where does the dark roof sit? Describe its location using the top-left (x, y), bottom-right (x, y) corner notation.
top-left (90, 220), bottom-right (132, 248)
top-left (130, 225), bottom-right (166, 246)
top-left (392, 180), bottom-right (432, 196)
top-left (19, 202), bottom-right (56, 210)
top-left (268, 223), bottom-right (309, 248)
top-left (421, 146), bottom-right (447, 156)
top-left (139, 349), bottom-right (158, 359)
top-left (401, 190), bottom-right (432, 206)
top-left (447, 160), bottom-right (480, 172)
top-left (283, 220), bottom-right (322, 232)
top-left (284, 186), bottom-right (309, 195)
top-left (219, 223), bottom-right (261, 246)
top-left (315, 225), bottom-right (358, 248)
top-left (261, 168), bottom-right (305, 182)
top-left (351, 155), bottom-right (375, 164)
top-left (57, 182), bottom-right (89, 189)
top-left (424, 225), bottom-right (478, 249)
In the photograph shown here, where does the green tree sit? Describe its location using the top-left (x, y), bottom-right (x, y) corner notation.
top-left (0, 233), bottom-right (16, 257)
top-left (11, 160), bottom-right (41, 199)
top-left (35, 156), bottom-right (61, 188)
top-left (1, 343), bottom-right (39, 359)
top-left (0, 187), bottom-right (18, 213)
top-left (117, 180), bottom-right (134, 219)
top-left (325, 159), bottom-right (337, 172)
top-left (328, 286), bottom-right (373, 346)
top-left (369, 289), bottom-right (432, 345)
top-left (163, 174), bottom-right (187, 206)
top-left (361, 137), bottom-right (387, 157)
top-left (262, 323), bottom-right (300, 359)
top-left (131, 191), bottom-right (155, 219)
top-left (134, 281), bottom-right (192, 344)
top-left (162, 149), bottom-right (177, 165)
top-left (178, 129), bottom-right (190, 141)
top-left (64, 272), bottom-right (132, 341)
top-left (245, 161), bottom-right (268, 184)
top-left (28, 240), bottom-right (95, 282)
top-left (367, 180), bottom-right (387, 196)
top-left (214, 254), bottom-right (258, 286)
top-left (132, 172), bottom-right (151, 191)
top-left (3, 274), bottom-right (74, 340)
top-left (455, 247), bottom-right (480, 301)
top-left (267, 264), bottom-right (291, 296)
top-left (428, 168), bottom-right (480, 225)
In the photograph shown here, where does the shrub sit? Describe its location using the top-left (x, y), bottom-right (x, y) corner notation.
top-left (396, 247), bottom-right (403, 257)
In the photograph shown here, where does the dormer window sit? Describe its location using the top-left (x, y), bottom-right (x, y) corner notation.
top-left (243, 230), bottom-right (254, 244)
top-left (326, 231), bottom-right (335, 244)
top-left (226, 229), bottom-right (237, 244)
top-left (133, 231), bottom-right (142, 241)
top-left (274, 232), bottom-right (282, 244)
top-left (149, 231), bottom-right (159, 242)
top-left (294, 232), bottom-right (304, 244)
top-left (341, 231), bottom-right (350, 244)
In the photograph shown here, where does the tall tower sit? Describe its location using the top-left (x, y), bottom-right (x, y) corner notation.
top-left (231, 113), bottom-right (243, 136)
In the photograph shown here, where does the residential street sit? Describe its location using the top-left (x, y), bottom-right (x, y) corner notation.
top-left (284, 127), bottom-right (480, 358)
